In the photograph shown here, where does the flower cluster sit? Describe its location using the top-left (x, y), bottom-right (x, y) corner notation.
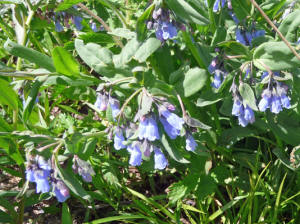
top-left (111, 94), bottom-right (198, 170)
top-left (147, 8), bottom-right (178, 42)
top-left (258, 72), bottom-right (291, 114)
top-left (94, 91), bottom-right (120, 119)
top-left (53, 10), bottom-right (83, 32)
top-left (72, 155), bottom-right (95, 182)
top-left (236, 27), bottom-right (265, 46)
top-left (232, 98), bottom-right (255, 127)
top-left (230, 83), bottom-right (255, 127)
top-left (26, 156), bottom-right (70, 202)
top-left (208, 53), bottom-right (228, 89)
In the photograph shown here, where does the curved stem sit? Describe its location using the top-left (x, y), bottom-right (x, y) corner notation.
top-left (224, 55), bottom-right (246, 60)
top-left (51, 142), bottom-right (63, 171)
top-left (117, 87), bottom-right (143, 125)
top-left (249, 0), bottom-right (300, 61)
top-left (77, 3), bottom-right (124, 48)
top-left (176, 93), bottom-right (187, 118)
top-left (16, 10), bottom-right (35, 70)
top-left (100, 0), bottom-right (130, 29)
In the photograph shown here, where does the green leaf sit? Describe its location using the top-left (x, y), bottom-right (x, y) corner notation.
top-left (79, 32), bottom-right (114, 44)
top-left (218, 41), bottom-right (250, 57)
top-left (231, 0), bottom-right (250, 21)
top-left (0, 78), bottom-right (18, 110)
top-left (168, 173), bottom-right (199, 205)
top-left (0, 196), bottom-right (17, 219)
top-left (52, 47), bottom-right (80, 77)
top-left (182, 31), bottom-right (211, 68)
top-left (75, 39), bottom-right (130, 78)
top-left (267, 112), bottom-right (300, 146)
top-left (165, 0), bottom-right (209, 25)
top-left (80, 138), bottom-right (97, 160)
top-left (134, 38), bottom-right (161, 63)
top-left (273, 147), bottom-right (295, 170)
top-left (23, 77), bottom-right (46, 123)
top-left (184, 116), bottom-right (211, 130)
top-left (253, 41), bottom-right (300, 71)
top-left (239, 83), bottom-right (257, 110)
top-left (56, 0), bottom-right (84, 11)
top-left (175, 67), bottom-right (208, 97)
top-left (161, 134), bottom-right (189, 164)
top-left (136, 3), bottom-right (154, 41)
top-left (117, 38), bottom-right (140, 65)
top-left (169, 64), bottom-right (189, 84)
top-left (4, 39), bottom-right (55, 72)
top-left (195, 174), bottom-right (217, 200)
top-left (278, 10), bottom-right (300, 42)
top-left (220, 126), bottom-right (258, 146)
top-left (108, 28), bottom-right (136, 39)
top-left (0, 210), bottom-right (12, 223)
top-left (61, 203), bottom-right (73, 224)
top-left (101, 162), bottom-right (119, 186)
top-left (196, 91), bottom-right (222, 107)
top-left (87, 215), bottom-right (151, 224)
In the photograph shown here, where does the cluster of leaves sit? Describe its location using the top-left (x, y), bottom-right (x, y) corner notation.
top-left (0, 0), bottom-right (300, 223)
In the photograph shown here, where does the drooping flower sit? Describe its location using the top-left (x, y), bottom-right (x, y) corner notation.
top-left (228, 11), bottom-right (239, 24)
top-left (236, 28), bottom-right (265, 46)
top-left (270, 95), bottom-right (282, 114)
top-left (185, 134), bottom-right (197, 151)
top-left (114, 129), bottom-right (126, 150)
top-left (55, 20), bottom-right (64, 32)
top-left (212, 71), bottom-right (223, 89)
top-left (160, 117), bottom-right (180, 139)
top-left (72, 16), bottom-right (83, 30)
top-left (236, 28), bottom-right (247, 45)
top-left (232, 99), bottom-right (244, 116)
top-left (26, 157), bottom-right (52, 193)
top-left (25, 167), bottom-right (35, 182)
top-left (155, 21), bottom-right (177, 41)
top-left (208, 57), bottom-right (219, 74)
top-left (90, 22), bottom-right (98, 32)
top-left (34, 169), bottom-right (51, 193)
top-left (73, 156), bottom-right (95, 182)
top-left (127, 143), bottom-right (142, 166)
top-left (232, 98), bottom-right (255, 127)
top-left (244, 105), bottom-right (255, 123)
top-left (109, 98), bottom-right (120, 119)
top-left (213, 0), bottom-right (226, 12)
top-left (138, 116), bottom-right (160, 141)
top-left (53, 180), bottom-right (70, 202)
top-left (280, 94), bottom-right (291, 109)
top-left (258, 90), bottom-right (272, 112)
top-left (149, 8), bottom-right (178, 42)
top-left (94, 93), bottom-right (108, 111)
top-left (154, 148), bottom-right (168, 170)
top-left (160, 108), bottom-right (184, 131)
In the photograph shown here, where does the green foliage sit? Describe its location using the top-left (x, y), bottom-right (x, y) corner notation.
top-left (1, 0), bottom-right (300, 223)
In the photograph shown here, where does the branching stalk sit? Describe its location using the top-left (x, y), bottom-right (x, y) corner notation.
top-left (249, 0), bottom-right (300, 61)
top-left (117, 88), bottom-right (143, 125)
top-left (77, 3), bottom-right (124, 48)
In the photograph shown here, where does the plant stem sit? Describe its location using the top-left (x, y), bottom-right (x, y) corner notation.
top-left (16, 10), bottom-right (35, 70)
top-left (16, 166), bottom-right (25, 224)
top-left (117, 87), bottom-right (143, 125)
top-left (77, 3), bottom-right (124, 48)
top-left (36, 142), bottom-right (60, 152)
top-left (249, 0), bottom-right (300, 61)
top-left (176, 93), bottom-right (187, 118)
top-left (100, 0), bottom-right (130, 29)
top-left (51, 142), bottom-right (63, 170)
